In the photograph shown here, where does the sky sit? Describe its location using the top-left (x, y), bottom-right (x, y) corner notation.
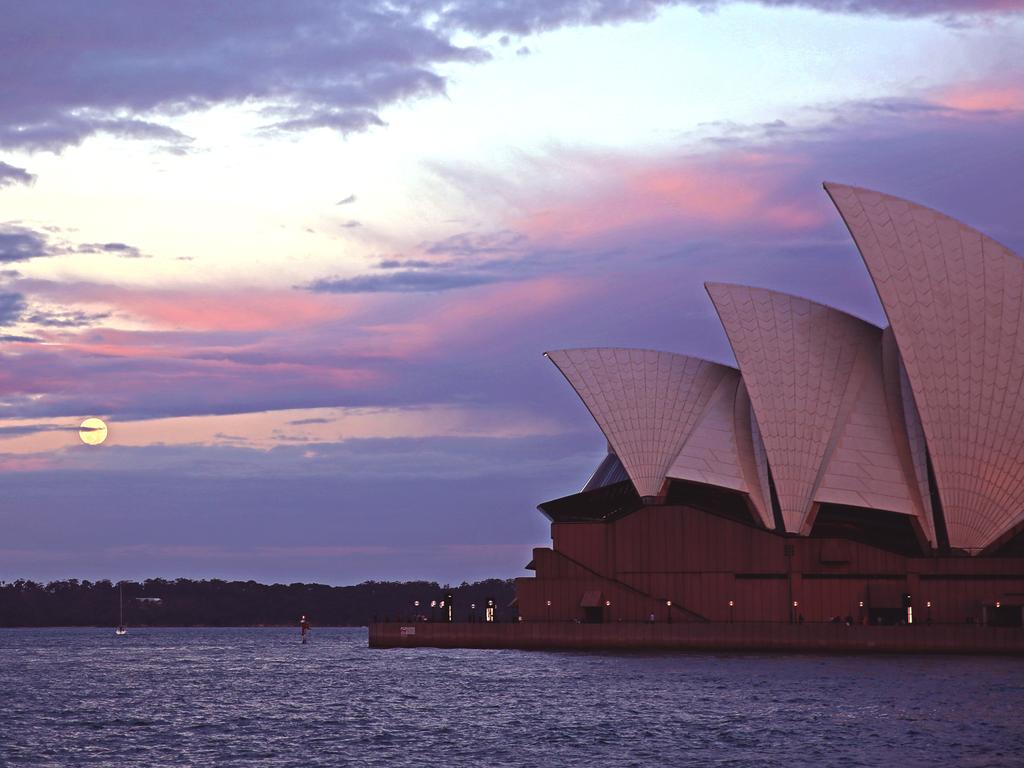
top-left (1, 0), bottom-right (1023, 585)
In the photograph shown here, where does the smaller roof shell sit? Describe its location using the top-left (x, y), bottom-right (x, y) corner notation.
top-left (545, 348), bottom-right (731, 498)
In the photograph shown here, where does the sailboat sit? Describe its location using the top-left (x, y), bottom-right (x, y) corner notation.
top-left (115, 582), bottom-right (127, 636)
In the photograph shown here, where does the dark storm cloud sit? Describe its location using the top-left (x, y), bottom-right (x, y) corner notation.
top-left (304, 269), bottom-right (501, 293)
top-left (0, 162), bottom-right (35, 187)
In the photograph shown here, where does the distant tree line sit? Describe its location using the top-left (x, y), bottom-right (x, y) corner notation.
top-left (0, 578), bottom-right (518, 627)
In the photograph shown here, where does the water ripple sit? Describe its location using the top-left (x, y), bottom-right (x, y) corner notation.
top-left (1, 628), bottom-right (1023, 767)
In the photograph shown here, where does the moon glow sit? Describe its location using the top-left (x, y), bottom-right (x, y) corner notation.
top-left (79, 417), bottom-right (108, 446)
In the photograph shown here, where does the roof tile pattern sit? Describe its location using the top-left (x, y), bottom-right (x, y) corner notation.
top-left (880, 327), bottom-right (936, 544)
top-left (827, 183), bottom-right (1024, 552)
top-left (667, 372), bottom-right (772, 528)
top-left (546, 348), bottom-right (730, 498)
top-left (707, 283), bottom-right (882, 534)
top-left (815, 336), bottom-right (935, 544)
top-left (745, 397), bottom-right (774, 528)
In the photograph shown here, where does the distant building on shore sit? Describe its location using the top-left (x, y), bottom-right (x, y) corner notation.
top-left (515, 183), bottom-right (1024, 629)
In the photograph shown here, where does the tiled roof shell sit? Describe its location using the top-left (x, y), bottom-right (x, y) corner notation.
top-left (827, 183), bottom-right (1024, 552)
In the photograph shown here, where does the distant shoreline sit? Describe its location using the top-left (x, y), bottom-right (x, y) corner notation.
top-left (0, 624), bottom-right (370, 629)
top-left (0, 577), bottom-right (518, 627)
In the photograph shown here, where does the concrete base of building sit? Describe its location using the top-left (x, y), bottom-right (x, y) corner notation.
top-left (369, 621), bottom-right (1024, 654)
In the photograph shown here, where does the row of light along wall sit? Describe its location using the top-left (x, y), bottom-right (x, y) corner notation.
top-left (537, 597), bottom-right (938, 624)
top-left (411, 598), bottom-right (496, 622)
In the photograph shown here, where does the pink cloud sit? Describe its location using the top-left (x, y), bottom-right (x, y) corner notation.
top-left (359, 275), bottom-right (596, 358)
top-left (25, 281), bottom-right (360, 332)
top-left (934, 82), bottom-right (1024, 113)
top-left (513, 150), bottom-right (828, 246)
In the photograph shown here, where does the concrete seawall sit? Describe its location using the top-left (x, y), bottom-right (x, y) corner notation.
top-left (369, 621), bottom-right (1024, 654)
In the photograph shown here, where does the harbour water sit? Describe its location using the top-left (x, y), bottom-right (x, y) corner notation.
top-left (2, 627), bottom-right (1023, 767)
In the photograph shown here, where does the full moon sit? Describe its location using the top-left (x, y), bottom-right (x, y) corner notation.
top-left (79, 417), bottom-right (108, 446)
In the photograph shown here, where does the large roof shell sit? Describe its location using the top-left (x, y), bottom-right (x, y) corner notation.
top-left (545, 348), bottom-right (731, 498)
top-left (707, 283), bottom-right (931, 539)
top-left (666, 371), bottom-right (772, 527)
top-left (826, 183), bottom-right (1024, 553)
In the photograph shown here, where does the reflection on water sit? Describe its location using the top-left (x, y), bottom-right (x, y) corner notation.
top-left (1, 627), bottom-right (1023, 767)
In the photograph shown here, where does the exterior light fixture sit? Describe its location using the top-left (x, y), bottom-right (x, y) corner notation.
top-left (858, 601), bottom-right (864, 608)
top-left (793, 601), bottom-right (799, 608)
top-left (728, 600), bottom-right (734, 607)
top-left (605, 600), bottom-right (611, 607)
top-left (996, 601), bottom-right (1002, 608)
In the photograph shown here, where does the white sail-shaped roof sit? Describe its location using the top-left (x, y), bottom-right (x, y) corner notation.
top-left (545, 348), bottom-right (730, 498)
top-left (707, 283), bottom-right (929, 538)
top-left (666, 371), bottom-right (772, 528)
top-left (826, 182), bottom-right (1024, 553)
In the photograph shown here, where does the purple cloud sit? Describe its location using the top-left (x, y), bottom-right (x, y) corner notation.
top-left (76, 242), bottom-right (148, 259)
top-left (305, 270), bottom-right (502, 293)
top-left (0, 226), bottom-right (54, 262)
top-left (0, 3), bottom-right (487, 152)
top-left (0, 162), bottom-right (35, 187)
top-left (6, 1), bottom-right (1016, 155)
top-left (0, 291), bottom-right (27, 325)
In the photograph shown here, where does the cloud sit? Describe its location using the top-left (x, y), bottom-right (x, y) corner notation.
top-left (0, 3), bottom-right (487, 152)
top-left (0, 162), bottom-right (35, 188)
top-left (732, 1), bottom-right (1024, 17)
top-left (434, 0), bottom-right (1023, 35)
top-left (24, 308), bottom-right (112, 328)
top-left (2, 2), bottom-right (1018, 154)
top-left (0, 83), bottom-right (1021, 435)
top-left (378, 258), bottom-right (437, 269)
top-left (0, 291), bottom-right (27, 325)
top-left (0, 115), bottom-right (193, 154)
top-left (0, 225), bottom-right (150, 264)
top-left (288, 417), bottom-right (333, 426)
top-left (423, 229), bottom-right (526, 257)
top-left (0, 225), bottom-right (55, 262)
top-left (305, 269), bottom-right (503, 294)
top-left (0, 423), bottom-right (88, 437)
top-left (336, 195), bottom-right (357, 206)
top-left (75, 242), bottom-right (149, 259)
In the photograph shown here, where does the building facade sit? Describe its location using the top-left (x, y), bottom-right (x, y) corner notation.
top-left (515, 183), bottom-right (1024, 628)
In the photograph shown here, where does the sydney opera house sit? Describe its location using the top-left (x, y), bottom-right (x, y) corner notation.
top-left (514, 182), bottom-right (1024, 629)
